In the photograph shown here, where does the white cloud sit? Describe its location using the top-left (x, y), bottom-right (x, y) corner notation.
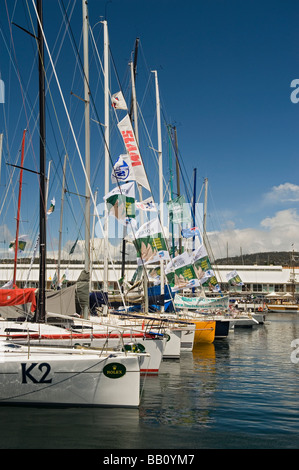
top-left (263, 183), bottom-right (299, 204)
top-left (208, 209), bottom-right (299, 259)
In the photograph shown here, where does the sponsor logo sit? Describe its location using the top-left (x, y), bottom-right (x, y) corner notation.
top-left (103, 362), bottom-right (126, 379)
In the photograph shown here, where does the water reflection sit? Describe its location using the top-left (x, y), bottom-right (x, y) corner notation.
top-left (139, 343), bottom-right (220, 430)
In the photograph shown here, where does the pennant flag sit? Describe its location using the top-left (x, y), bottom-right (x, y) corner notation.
top-left (226, 270), bottom-right (244, 286)
top-left (104, 181), bottom-right (136, 225)
top-left (117, 114), bottom-right (150, 191)
top-left (181, 227), bottom-right (200, 238)
top-left (9, 235), bottom-right (28, 254)
top-left (111, 91), bottom-right (127, 110)
top-left (111, 154), bottom-right (136, 184)
top-left (136, 197), bottom-right (157, 212)
top-left (134, 218), bottom-right (169, 265)
top-left (69, 237), bottom-right (78, 255)
top-left (167, 195), bottom-right (191, 224)
top-left (47, 197), bottom-right (55, 215)
top-left (165, 252), bottom-right (199, 290)
top-left (60, 268), bottom-right (69, 287)
top-left (50, 271), bottom-right (58, 289)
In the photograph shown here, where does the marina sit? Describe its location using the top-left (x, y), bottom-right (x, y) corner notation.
top-left (0, 0), bottom-right (299, 453)
top-left (1, 313), bottom-right (299, 449)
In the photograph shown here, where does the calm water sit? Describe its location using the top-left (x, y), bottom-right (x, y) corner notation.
top-left (1, 313), bottom-right (299, 450)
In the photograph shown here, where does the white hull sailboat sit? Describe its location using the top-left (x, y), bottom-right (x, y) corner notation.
top-left (0, 316), bottom-right (164, 374)
top-left (0, 341), bottom-right (142, 407)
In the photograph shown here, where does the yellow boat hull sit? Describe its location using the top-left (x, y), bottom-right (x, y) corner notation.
top-left (182, 319), bottom-right (216, 344)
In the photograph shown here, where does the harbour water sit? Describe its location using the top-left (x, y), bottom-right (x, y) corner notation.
top-left (1, 313), bottom-right (299, 450)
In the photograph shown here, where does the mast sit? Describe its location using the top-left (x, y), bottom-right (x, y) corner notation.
top-left (153, 70), bottom-right (164, 313)
top-left (0, 133), bottom-right (3, 185)
top-left (103, 19), bottom-right (109, 313)
top-left (37, 0), bottom-right (46, 323)
top-left (203, 177), bottom-right (208, 248)
top-left (82, 0), bottom-right (90, 319)
top-left (13, 129), bottom-right (26, 285)
top-left (168, 125), bottom-right (175, 257)
top-left (192, 168), bottom-right (197, 251)
top-left (58, 154), bottom-right (67, 284)
top-left (173, 126), bottom-right (182, 254)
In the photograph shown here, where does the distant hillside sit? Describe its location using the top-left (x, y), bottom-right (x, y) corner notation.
top-left (215, 251), bottom-right (299, 266)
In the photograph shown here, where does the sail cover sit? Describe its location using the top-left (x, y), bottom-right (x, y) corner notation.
top-left (0, 287), bottom-right (36, 312)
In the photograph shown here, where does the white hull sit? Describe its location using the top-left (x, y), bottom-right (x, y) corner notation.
top-left (0, 319), bottom-right (163, 374)
top-left (180, 324), bottom-right (196, 351)
top-left (0, 342), bottom-right (141, 407)
top-left (162, 329), bottom-right (182, 359)
top-left (96, 314), bottom-right (185, 359)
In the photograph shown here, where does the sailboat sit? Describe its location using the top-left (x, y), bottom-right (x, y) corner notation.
top-left (0, 0), bottom-right (143, 407)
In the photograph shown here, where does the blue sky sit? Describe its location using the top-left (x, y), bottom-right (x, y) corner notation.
top-left (0, 0), bottom-right (299, 260)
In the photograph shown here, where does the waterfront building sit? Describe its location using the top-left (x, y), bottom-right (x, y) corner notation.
top-left (1, 260), bottom-right (298, 300)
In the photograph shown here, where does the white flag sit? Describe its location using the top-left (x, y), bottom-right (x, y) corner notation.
top-left (117, 114), bottom-right (150, 191)
top-left (111, 91), bottom-right (127, 110)
top-left (136, 197), bottom-right (157, 212)
top-left (111, 154), bottom-right (136, 184)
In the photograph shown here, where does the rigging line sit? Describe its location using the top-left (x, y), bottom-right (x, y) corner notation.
top-left (26, 0), bottom-right (87, 237)
top-left (60, 3), bottom-right (121, 198)
top-left (61, 7), bottom-right (175, 296)
top-left (31, 0), bottom-right (130, 311)
top-left (4, 0), bottom-right (39, 176)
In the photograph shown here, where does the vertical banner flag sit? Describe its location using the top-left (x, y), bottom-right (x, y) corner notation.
top-left (134, 218), bottom-right (169, 265)
top-left (104, 181), bottom-right (136, 226)
top-left (111, 91), bottom-right (128, 110)
top-left (165, 251), bottom-right (200, 290)
top-left (136, 197), bottom-right (157, 212)
top-left (192, 244), bottom-right (221, 292)
top-left (167, 195), bottom-right (191, 224)
top-left (117, 114), bottom-right (150, 191)
top-left (181, 227), bottom-right (200, 239)
top-left (47, 197), bottom-right (55, 215)
top-left (226, 270), bottom-right (244, 286)
top-left (9, 235), bottom-right (28, 254)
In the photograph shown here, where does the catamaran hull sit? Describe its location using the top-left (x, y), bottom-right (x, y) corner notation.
top-left (0, 344), bottom-right (140, 407)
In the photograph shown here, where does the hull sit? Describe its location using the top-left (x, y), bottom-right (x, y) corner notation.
top-left (214, 319), bottom-right (230, 339)
top-left (0, 342), bottom-right (141, 407)
top-left (0, 320), bottom-right (164, 374)
top-left (190, 320), bottom-right (216, 344)
top-left (267, 304), bottom-right (299, 313)
top-left (180, 324), bottom-right (196, 351)
top-left (162, 329), bottom-right (182, 359)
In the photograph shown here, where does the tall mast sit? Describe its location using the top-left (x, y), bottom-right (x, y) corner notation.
top-left (173, 126), bottom-right (182, 254)
top-left (103, 19), bottom-right (109, 312)
top-left (192, 168), bottom-right (197, 252)
top-left (82, 0), bottom-right (90, 319)
top-left (58, 154), bottom-right (67, 284)
top-left (153, 70), bottom-right (164, 313)
top-left (13, 129), bottom-right (26, 285)
top-left (37, 0), bottom-right (46, 322)
top-left (0, 133), bottom-right (3, 185)
top-left (203, 177), bottom-right (208, 248)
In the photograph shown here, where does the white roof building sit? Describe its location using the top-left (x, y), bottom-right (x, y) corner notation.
top-left (1, 261), bottom-right (298, 298)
